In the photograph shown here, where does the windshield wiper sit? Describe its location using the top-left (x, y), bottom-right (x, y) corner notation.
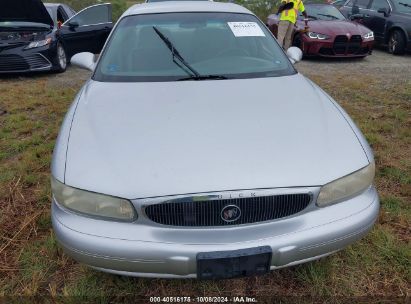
top-left (317, 13), bottom-right (340, 19)
top-left (307, 15), bottom-right (318, 20)
top-left (177, 75), bottom-right (229, 81)
top-left (399, 2), bottom-right (411, 7)
top-left (152, 26), bottom-right (200, 78)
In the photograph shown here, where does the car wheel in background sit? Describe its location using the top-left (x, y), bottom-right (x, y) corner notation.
top-left (293, 34), bottom-right (302, 50)
top-left (54, 42), bottom-right (67, 73)
top-left (388, 30), bottom-right (406, 55)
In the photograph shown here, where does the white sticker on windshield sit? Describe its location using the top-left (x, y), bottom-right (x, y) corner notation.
top-left (227, 22), bottom-right (265, 37)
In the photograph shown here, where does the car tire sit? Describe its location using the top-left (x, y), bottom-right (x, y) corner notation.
top-left (292, 34), bottom-right (306, 58)
top-left (54, 42), bottom-right (67, 73)
top-left (388, 30), bottom-right (406, 55)
top-left (292, 34), bottom-right (302, 49)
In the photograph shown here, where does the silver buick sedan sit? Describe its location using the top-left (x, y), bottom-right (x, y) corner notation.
top-left (51, 1), bottom-right (379, 279)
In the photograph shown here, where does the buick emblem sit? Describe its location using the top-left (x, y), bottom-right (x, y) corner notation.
top-left (221, 205), bottom-right (241, 223)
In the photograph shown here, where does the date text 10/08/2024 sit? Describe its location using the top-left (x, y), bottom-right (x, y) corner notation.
top-left (149, 296), bottom-right (257, 303)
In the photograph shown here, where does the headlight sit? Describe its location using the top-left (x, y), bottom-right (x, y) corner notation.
top-left (51, 177), bottom-right (136, 221)
top-left (363, 31), bottom-right (374, 40)
top-left (25, 38), bottom-right (52, 49)
top-left (317, 162), bottom-right (375, 207)
top-left (307, 32), bottom-right (330, 40)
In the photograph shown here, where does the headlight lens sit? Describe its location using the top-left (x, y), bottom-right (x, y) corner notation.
top-left (51, 177), bottom-right (136, 221)
top-left (317, 162), bottom-right (375, 207)
top-left (307, 32), bottom-right (330, 40)
top-left (25, 38), bottom-right (52, 49)
top-left (363, 31), bottom-right (374, 40)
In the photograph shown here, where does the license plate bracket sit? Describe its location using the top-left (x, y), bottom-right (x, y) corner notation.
top-left (197, 246), bottom-right (272, 280)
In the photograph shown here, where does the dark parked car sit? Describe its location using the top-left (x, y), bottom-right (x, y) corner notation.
top-left (267, 3), bottom-right (374, 57)
top-left (340, 0), bottom-right (411, 54)
top-left (0, 0), bottom-right (113, 73)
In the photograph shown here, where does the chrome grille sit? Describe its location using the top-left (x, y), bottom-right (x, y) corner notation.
top-left (26, 54), bottom-right (51, 70)
top-left (144, 194), bottom-right (312, 227)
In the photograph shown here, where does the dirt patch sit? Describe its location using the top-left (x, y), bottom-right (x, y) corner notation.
top-left (298, 49), bottom-right (411, 82)
top-left (46, 67), bottom-right (91, 90)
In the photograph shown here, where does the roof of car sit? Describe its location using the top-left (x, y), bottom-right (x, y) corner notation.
top-left (124, 1), bottom-right (252, 16)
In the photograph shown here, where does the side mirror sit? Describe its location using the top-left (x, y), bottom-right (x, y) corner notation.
top-left (352, 5), bottom-right (360, 14)
top-left (377, 7), bottom-right (389, 16)
top-left (68, 21), bottom-right (79, 29)
top-left (71, 52), bottom-right (96, 71)
top-left (286, 47), bottom-right (303, 64)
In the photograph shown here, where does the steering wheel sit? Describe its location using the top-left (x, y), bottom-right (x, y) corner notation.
top-left (215, 47), bottom-right (249, 57)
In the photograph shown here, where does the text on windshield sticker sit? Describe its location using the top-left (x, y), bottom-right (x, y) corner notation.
top-left (227, 22), bottom-right (265, 37)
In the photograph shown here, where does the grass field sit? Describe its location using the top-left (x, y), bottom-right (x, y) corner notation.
top-left (0, 51), bottom-right (410, 301)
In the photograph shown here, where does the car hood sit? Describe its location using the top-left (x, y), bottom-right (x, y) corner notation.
top-left (65, 74), bottom-right (369, 199)
top-left (297, 20), bottom-right (370, 36)
top-left (0, 0), bottom-right (53, 27)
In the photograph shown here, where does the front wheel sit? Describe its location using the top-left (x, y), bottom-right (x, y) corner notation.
top-left (54, 42), bottom-right (67, 73)
top-left (292, 34), bottom-right (302, 49)
top-left (388, 30), bottom-right (406, 55)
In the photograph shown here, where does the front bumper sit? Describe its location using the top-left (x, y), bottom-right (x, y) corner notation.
top-left (301, 37), bottom-right (374, 57)
top-left (52, 186), bottom-right (379, 278)
top-left (0, 44), bottom-right (55, 73)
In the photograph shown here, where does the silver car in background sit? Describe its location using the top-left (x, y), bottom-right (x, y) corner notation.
top-left (51, 1), bottom-right (379, 279)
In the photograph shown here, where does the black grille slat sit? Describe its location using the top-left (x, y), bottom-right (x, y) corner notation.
top-left (278, 196), bottom-right (284, 218)
top-left (145, 194), bottom-right (311, 227)
top-left (334, 35), bottom-right (348, 55)
top-left (166, 203), bottom-right (170, 225)
top-left (333, 35), bottom-right (363, 55)
top-left (291, 195), bottom-right (296, 215)
top-left (269, 196), bottom-right (274, 219)
top-left (0, 55), bottom-right (29, 71)
top-left (347, 35), bottom-right (362, 54)
top-left (263, 196), bottom-right (268, 221)
top-left (0, 54), bottom-right (50, 71)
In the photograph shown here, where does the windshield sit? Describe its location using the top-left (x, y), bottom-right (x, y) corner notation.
top-left (393, 0), bottom-right (411, 13)
top-left (302, 5), bottom-right (346, 20)
top-left (94, 12), bottom-right (295, 82)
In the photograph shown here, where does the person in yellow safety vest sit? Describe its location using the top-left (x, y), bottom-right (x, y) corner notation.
top-left (277, 0), bottom-right (309, 50)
